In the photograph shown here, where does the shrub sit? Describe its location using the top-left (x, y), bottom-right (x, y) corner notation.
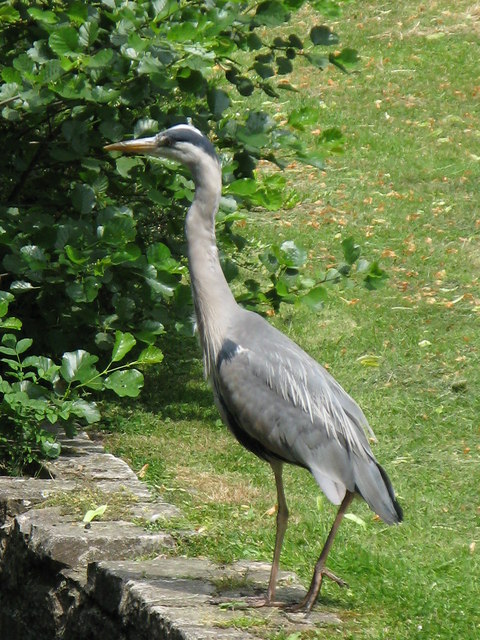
top-left (0, 0), bottom-right (382, 472)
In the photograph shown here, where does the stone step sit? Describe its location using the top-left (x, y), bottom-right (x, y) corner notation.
top-left (87, 558), bottom-right (341, 640)
top-left (0, 430), bottom-right (342, 639)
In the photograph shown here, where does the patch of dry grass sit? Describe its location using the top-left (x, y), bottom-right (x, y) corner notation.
top-left (175, 465), bottom-right (263, 505)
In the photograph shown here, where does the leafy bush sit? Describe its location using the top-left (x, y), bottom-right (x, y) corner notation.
top-left (0, 323), bottom-right (163, 474)
top-left (0, 0), bottom-right (381, 471)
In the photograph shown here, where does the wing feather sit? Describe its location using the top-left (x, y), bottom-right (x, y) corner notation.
top-left (215, 310), bottom-right (374, 456)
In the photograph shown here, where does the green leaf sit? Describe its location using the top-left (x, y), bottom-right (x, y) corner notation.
top-left (0, 291), bottom-right (14, 318)
top-left (60, 350), bottom-right (99, 383)
top-left (111, 244), bottom-right (141, 265)
top-left (79, 21), bottom-right (99, 48)
top-left (329, 48), bottom-right (359, 73)
top-left (0, 5), bottom-right (20, 22)
top-left (87, 49), bottom-right (113, 68)
top-left (48, 27), bottom-right (80, 57)
top-left (364, 262), bottom-right (388, 290)
top-left (310, 0), bottom-right (341, 17)
top-left (325, 267), bottom-right (341, 283)
top-left (310, 25), bottom-right (340, 46)
top-left (97, 211), bottom-right (136, 245)
top-left (72, 184), bottom-right (96, 214)
top-left (321, 127), bottom-right (343, 143)
top-left (37, 60), bottom-right (64, 84)
top-left (278, 240), bottom-right (307, 268)
top-left (27, 8), bottom-right (58, 24)
top-left (344, 513), bottom-right (367, 528)
top-left (135, 320), bottom-right (165, 344)
top-left (273, 36), bottom-right (289, 48)
top-left (342, 237), bottom-right (361, 265)
top-left (227, 179), bottom-right (258, 196)
top-left (0, 317), bottom-right (22, 331)
top-left (83, 504), bottom-right (107, 523)
top-left (225, 67), bottom-right (239, 85)
top-left (16, 338), bottom-right (33, 355)
top-left (65, 245), bottom-right (90, 265)
top-left (305, 52), bottom-right (329, 70)
top-left (67, 2), bottom-right (88, 23)
top-left (111, 331), bottom-right (136, 362)
top-left (167, 21), bottom-right (197, 42)
top-left (137, 345), bottom-right (164, 365)
top-left (115, 156), bottom-right (143, 178)
top-left (276, 279), bottom-right (289, 297)
top-left (1, 68), bottom-right (21, 84)
top-left (301, 286), bottom-right (328, 311)
top-left (104, 369), bottom-right (144, 397)
top-left (357, 259), bottom-right (369, 273)
top-left (260, 81), bottom-right (279, 99)
top-left (20, 245), bottom-right (48, 268)
top-left (70, 398), bottom-right (101, 423)
top-left (357, 354), bottom-right (381, 367)
top-left (66, 281), bottom-right (86, 303)
top-left (255, 0), bottom-right (290, 27)
top-left (288, 106), bottom-right (321, 130)
top-left (296, 150), bottom-right (325, 169)
top-left (40, 439), bottom-right (61, 459)
top-left (134, 118), bottom-right (159, 138)
top-left (254, 62), bottom-right (275, 79)
top-left (176, 68), bottom-right (206, 93)
top-left (145, 270), bottom-right (180, 298)
top-left (207, 88), bottom-right (230, 117)
top-left (0, 343), bottom-right (16, 356)
top-left (23, 355), bottom-right (59, 382)
top-left (146, 243), bottom-right (175, 269)
top-left (332, 47), bottom-right (359, 67)
top-left (9, 281), bottom-right (35, 294)
top-left (2, 333), bottom-right (17, 349)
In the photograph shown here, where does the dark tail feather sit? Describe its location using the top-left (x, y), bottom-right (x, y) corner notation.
top-left (376, 461), bottom-right (403, 523)
top-left (353, 456), bottom-right (403, 525)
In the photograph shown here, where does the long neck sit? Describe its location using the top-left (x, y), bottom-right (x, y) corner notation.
top-left (185, 159), bottom-right (237, 374)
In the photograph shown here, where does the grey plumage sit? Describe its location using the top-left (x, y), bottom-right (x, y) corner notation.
top-left (214, 311), bottom-right (400, 525)
top-left (105, 124), bottom-right (402, 611)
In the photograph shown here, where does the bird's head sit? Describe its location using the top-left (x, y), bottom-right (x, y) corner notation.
top-left (104, 124), bottom-right (219, 180)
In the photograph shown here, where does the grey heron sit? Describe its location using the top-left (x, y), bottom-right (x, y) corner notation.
top-left (105, 124), bottom-right (403, 612)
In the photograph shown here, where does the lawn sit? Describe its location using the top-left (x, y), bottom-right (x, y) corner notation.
top-left (100, 2), bottom-right (480, 638)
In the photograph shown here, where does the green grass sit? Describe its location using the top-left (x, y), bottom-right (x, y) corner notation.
top-left (98, 2), bottom-right (479, 638)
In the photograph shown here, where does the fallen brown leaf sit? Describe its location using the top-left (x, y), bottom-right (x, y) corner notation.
top-left (138, 463), bottom-right (149, 479)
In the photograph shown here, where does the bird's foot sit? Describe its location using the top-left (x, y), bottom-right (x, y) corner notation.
top-left (286, 567), bottom-right (348, 613)
top-left (320, 567), bottom-right (348, 589)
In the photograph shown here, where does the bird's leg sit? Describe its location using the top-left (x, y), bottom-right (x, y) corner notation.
top-left (265, 461), bottom-right (289, 604)
top-left (289, 490), bottom-right (355, 613)
top-left (234, 462), bottom-right (288, 609)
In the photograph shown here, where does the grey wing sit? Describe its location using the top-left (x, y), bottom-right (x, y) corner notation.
top-left (213, 311), bottom-right (402, 524)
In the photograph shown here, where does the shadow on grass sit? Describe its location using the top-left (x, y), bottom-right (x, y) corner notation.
top-left (100, 332), bottom-right (217, 429)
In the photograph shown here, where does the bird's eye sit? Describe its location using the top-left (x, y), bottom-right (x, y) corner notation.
top-left (157, 134), bottom-right (172, 148)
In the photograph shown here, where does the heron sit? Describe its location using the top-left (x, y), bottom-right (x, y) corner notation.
top-left (105, 124), bottom-right (403, 612)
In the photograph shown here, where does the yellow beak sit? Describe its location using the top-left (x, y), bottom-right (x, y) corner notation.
top-left (103, 136), bottom-right (158, 154)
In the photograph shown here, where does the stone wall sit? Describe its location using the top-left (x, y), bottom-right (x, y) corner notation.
top-left (0, 431), bottom-right (339, 639)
